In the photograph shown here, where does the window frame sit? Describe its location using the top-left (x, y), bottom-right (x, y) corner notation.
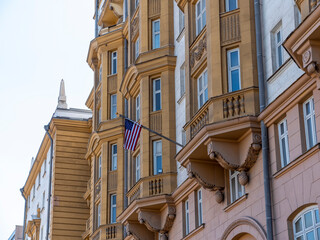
top-left (98, 155), bottom-right (102, 179)
top-left (111, 144), bottom-right (117, 171)
top-left (42, 191), bottom-right (45, 210)
top-left (278, 118), bottom-right (290, 168)
top-left (136, 94), bottom-right (140, 121)
top-left (152, 78), bottom-right (161, 111)
top-left (135, 37), bottom-right (140, 60)
top-left (227, 48), bottom-right (241, 92)
top-left (99, 65), bottom-right (102, 82)
top-left (135, 154), bottom-right (141, 182)
top-left (111, 51), bottom-right (117, 75)
top-left (225, 0), bottom-right (238, 12)
top-left (197, 189), bottom-right (203, 226)
top-left (97, 202), bottom-right (101, 227)
top-left (197, 69), bottom-right (208, 109)
top-left (180, 63), bottom-right (185, 98)
top-left (110, 194), bottom-right (117, 223)
top-left (152, 19), bottom-right (160, 49)
top-left (274, 26), bottom-right (283, 70)
top-left (184, 199), bottom-right (190, 235)
top-left (303, 97), bottom-right (317, 150)
top-left (229, 170), bottom-right (245, 203)
top-left (179, 9), bottom-right (185, 33)
top-left (110, 94), bottom-right (117, 119)
top-left (195, 0), bottom-right (206, 36)
top-left (293, 206), bottom-right (320, 240)
top-left (153, 140), bottom-right (162, 175)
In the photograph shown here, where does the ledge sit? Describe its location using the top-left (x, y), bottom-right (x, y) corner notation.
top-left (182, 224), bottom-right (205, 240)
top-left (176, 27), bottom-right (185, 43)
top-left (273, 143), bottom-right (320, 179)
top-left (224, 193), bottom-right (248, 212)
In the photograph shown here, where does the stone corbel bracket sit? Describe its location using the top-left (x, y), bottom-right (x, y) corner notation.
top-left (125, 221), bottom-right (154, 240)
top-left (299, 40), bottom-right (320, 78)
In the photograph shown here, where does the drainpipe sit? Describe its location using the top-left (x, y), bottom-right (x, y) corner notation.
top-left (44, 124), bottom-right (54, 240)
top-left (20, 188), bottom-right (27, 240)
top-left (95, 0), bottom-right (99, 37)
top-left (254, 1), bottom-right (274, 240)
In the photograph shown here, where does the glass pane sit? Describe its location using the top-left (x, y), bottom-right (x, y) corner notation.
top-left (204, 71), bottom-right (208, 86)
top-left (296, 236), bottom-right (304, 240)
top-left (155, 79), bottom-right (161, 91)
top-left (199, 93), bottom-right (204, 107)
top-left (229, 0), bottom-right (237, 11)
top-left (196, 2), bottom-right (201, 17)
top-left (201, 0), bottom-right (206, 11)
top-left (230, 51), bottom-right (239, 67)
top-left (198, 190), bottom-right (202, 200)
top-left (231, 69), bottom-right (240, 91)
top-left (280, 122), bottom-right (284, 135)
top-left (277, 31), bottom-right (281, 43)
top-left (198, 76), bottom-right (203, 91)
top-left (231, 177), bottom-right (236, 202)
top-left (295, 218), bottom-right (303, 233)
top-left (277, 46), bottom-right (283, 66)
top-left (202, 11), bottom-right (206, 29)
top-left (307, 119), bottom-right (314, 147)
top-left (317, 228), bottom-right (320, 240)
top-left (157, 156), bottom-right (162, 173)
top-left (237, 177), bottom-right (243, 197)
top-left (281, 138), bottom-right (288, 166)
top-left (315, 210), bottom-right (320, 223)
top-left (306, 231), bottom-right (315, 240)
top-left (204, 88), bottom-right (208, 102)
top-left (197, 18), bottom-right (201, 35)
top-left (155, 93), bottom-right (161, 110)
top-left (154, 21), bottom-right (160, 32)
top-left (113, 145), bottom-right (117, 154)
top-left (305, 211), bottom-right (313, 228)
top-left (306, 102), bottom-right (311, 115)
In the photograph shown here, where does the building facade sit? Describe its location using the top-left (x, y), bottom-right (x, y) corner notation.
top-left (21, 80), bottom-right (92, 240)
top-left (8, 225), bottom-right (23, 240)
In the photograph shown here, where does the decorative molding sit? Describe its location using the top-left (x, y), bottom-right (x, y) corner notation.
top-left (131, 13), bottom-right (139, 40)
top-left (190, 33), bottom-right (207, 68)
top-left (239, 133), bottom-right (262, 171)
top-left (220, 11), bottom-right (241, 46)
top-left (207, 141), bottom-right (239, 169)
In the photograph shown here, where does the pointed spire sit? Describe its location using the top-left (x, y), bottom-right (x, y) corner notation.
top-left (57, 79), bottom-right (68, 109)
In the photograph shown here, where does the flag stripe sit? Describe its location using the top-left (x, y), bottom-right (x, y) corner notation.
top-left (124, 119), bottom-right (142, 151)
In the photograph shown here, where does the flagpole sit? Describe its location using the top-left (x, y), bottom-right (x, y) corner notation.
top-left (118, 114), bottom-right (184, 148)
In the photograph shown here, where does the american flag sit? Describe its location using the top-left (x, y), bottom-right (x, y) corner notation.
top-left (124, 119), bottom-right (142, 151)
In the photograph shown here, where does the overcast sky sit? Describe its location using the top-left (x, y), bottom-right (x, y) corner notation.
top-left (0, 0), bottom-right (94, 237)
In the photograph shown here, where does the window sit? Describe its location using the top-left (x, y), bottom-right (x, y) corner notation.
top-left (97, 107), bottom-right (101, 124)
top-left (179, 9), bottom-right (185, 33)
top-left (38, 172), bottom-right (41, 187)
top-left (42, 191), bottom-right (45, 209)
top-left (153, 79), bottom-right (161, 111)
top-left (135, 37), bottom-right (139, 60)
top-left (136, 94), bottom-right (140, 121)
top-left (110, 194), bottom-right (117, 223)
top-left (182, 130), bottom-right (186, 146)
top-left (197, 69), bottom-right (208, 108)
top-left (135, 154), bottom-right (141, 182)
top-left (28, 196), bottom-right (30, 208)
top-left (135, 0), bottom-right (139, 8)
top-left (111, 51), bottom-right (117, 75)
top-left (43, 157), bottom-right (47, 176)
top-left (97, 203), bottom-right (101, 227)
top-left (111, 94), bottom-right (117, 119)
top-left (99, 65), bottom-right (102, 82)
top-left (274, 27), bottom-right (283, 70)
top-left (278, 119), bottom-right (290, 167)
top-left (303, 97), bottom-right (317, 150)
top-left (184, 200), bottom-right (190, 235)
top-left (196, 0), bottom-right (206, 36)
top-left (32, 186), bottom-right (35, 199)
top-left (152, 19), bottom-right (160, 49)
top-left (293, 206), bottom-right (320, 240)
top-left (197, 189), bottom-right (203, 226)
top-left (226, 0), bottom-right (238, 12)
top-left (180, 64), bottom-right (185, 98)
top-left (229, 170), bottom-right (244, 203)
top-left (98, 155), bottom-right (102, 179)
top-left (111, 144), bottom-right (117, 171)
top-left (227, 48), bottom-right (241, 92)
top-left (153, 140), bottom-right (162, 175)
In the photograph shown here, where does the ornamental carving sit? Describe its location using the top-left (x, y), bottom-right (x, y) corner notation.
top-left (190, 33), bottom-right (207, 68)
top-left (223, 95), bottom-right (245, 118)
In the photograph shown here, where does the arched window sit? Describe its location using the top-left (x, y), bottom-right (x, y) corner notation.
top-left (293, 206), bottom-right (320, 240)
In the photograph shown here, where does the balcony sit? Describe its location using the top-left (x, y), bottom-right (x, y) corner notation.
top-left (126, 173), bottom-right (177, 204)
top-left (91, 224), bottom-right (122, 240)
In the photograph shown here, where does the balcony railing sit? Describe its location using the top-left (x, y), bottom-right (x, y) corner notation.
top-left (90, 224), bottom-right (122, 240)
top-left (185, 87), bottom-right (259, 140)
top-left (127, 173), bottom-right (176, 203)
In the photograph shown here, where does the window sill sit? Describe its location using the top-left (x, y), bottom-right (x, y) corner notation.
top-left (177, 93), bottom-right (185, 104)
top-left (224, 193), bottom-right (248, 212)
top-left (176, 27), bottom-right (185, 43)
top-left (182, 224), bottom-right (205, 240)
top-left (267, 58), bottom-right (292, 83)
top-left (273, 143), bottom-right (320, 179)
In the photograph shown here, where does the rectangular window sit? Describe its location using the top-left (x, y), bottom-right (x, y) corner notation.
top-left (179, 9), bottom-right (185, 33)
top-left (42, 191), bottom-right (45, 209)
top-left (196, 0), bottom-right (206, 36)
top-left (303, 97), bottom-right (317, 150)
top-left (136, 94), bottom-right (140, 121)
top-left (135, 154), bottom-right (141, 182)
top-left (229, 170), bottom-right (244, 203)
top-left (278, 119), bottom-right (290, 167)
top-left (97, 203), bottom-right (101, 227)
top-left (111, 51), bottom-right (117, 75)
top-left (226, 0), bottom-right (238, 12)
top-left (197, 69), bottom-right (208, 109)
top-left (135, 37), bottom-right (140, 60)
top-left (184, 200), bottom-right (190, 235)
top-left (98, 155), bottom-right (102, 179)
top-left (111, 144), bottom-right (117, 171)
top-left (274, 27), bottom-right (283, 70)
top-left (227, 48), bottom-right (241, 92)
top-left (152, 19), bottom-right (160, 49)
top-left (111, 94), bottom-right (117, 119)
top-left (153, 79), bottom-right (161, 111)
top-left (99, 65), bottom-right (102, 82)
top-left (197, 189), bottom-right (203, 226)
top-left (153, 140), bottom-right (162, 175)
top-left (180, 64), bottom-right (185, 98)
top-left (110, 194), bottom-right (117, 223)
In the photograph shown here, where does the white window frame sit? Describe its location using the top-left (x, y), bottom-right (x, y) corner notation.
top-left (111, 94), bottom-right (117, 119)
top-left (227, 48), bottom-right (241, 92)
top-left (278, 119), bottom-right (290, 168)
top-left (135, 154), bottom-right (141, 182)
top-left (182, 130), bottom-right (186, 146)
top-left (226, 0), bottom-right (238, 12)
top-left (180, 63), bottom-right (185, 98)
top-left (98, 107), bottom-right (102, 124)
top-left (111, 144), bottom-right (117, 171)
top-left (43, 157), bottom-right (46, 176)
top-left (197, 69), bottom-right (208, 109)
top-left (274, 27), bottom-right (283, 70)
top-left (135, 0), bottom-right (139, 8)
top-left (99, 65), bottom-right (102, 82)
top-left (303, 97), bottom-right (317, 150)
top-left (98, 155), bottom-right (102, 179)
top-left (197, 189), bottom-right (203, 226)
top-left (136, 94), bottom-right (140, 121)
top-left (196, 0), bottom-right (206, 36)
top-left (229, 170), bottom-right (245, 203)
top-left (135, 37), bottom-right (140, 60)
top-left (42, 191), bottom-right (45, 209)
top-left (152, 19), bottom-right (160, 49)
top-left (110, 194), bottom-right (117, 223)
top-left (97, 203), bottom-right (101, 227)
top-left (111, 51), bottom-right (117, 75)
top-left (153, 79), bottom-right (161, 111)
top-left (293, 206), bottom-right (320, 240)
top-left (185, 200), bottom-right (190, 235)
top-left (153, 140), bottom-right (162, 175)
top-left (179, 9), bottom-right (185, 33)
